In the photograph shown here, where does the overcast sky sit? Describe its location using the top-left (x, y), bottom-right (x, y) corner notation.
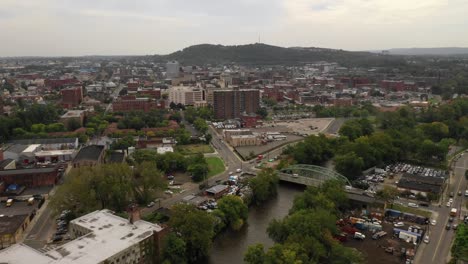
top-left (1, 0), bottom-right (467, 56)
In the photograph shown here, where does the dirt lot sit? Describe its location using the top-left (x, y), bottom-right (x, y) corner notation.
top-left (261, 118), bottom-right (334, 136)
top-left (343, 222), bottom-right (417, 264)
top-left (235, 134), bottom-right (303, 159)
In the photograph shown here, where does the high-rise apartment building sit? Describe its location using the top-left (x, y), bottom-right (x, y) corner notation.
top-left (166, 61), bottom-right (180, 79)
top-left (213, 89), bottom-right (260, 120)
top-left (168, 86), bottom-right (205, 106)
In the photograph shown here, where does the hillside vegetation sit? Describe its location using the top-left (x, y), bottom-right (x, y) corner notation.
top-left (157, 43), bottom-right (406, 67)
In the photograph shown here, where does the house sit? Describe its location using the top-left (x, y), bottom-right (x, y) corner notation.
top-left (72, 145), bottom-right (105, 168)
top-left (205, 185), bottom-right (229, 199)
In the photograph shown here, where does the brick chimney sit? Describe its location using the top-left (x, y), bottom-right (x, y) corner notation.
top-left (127, 204), bottom-right (141, 224)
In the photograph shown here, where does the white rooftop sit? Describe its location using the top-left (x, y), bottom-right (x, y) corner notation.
top-left (0, 209), bottom-right (163, 264)
top-left (0, 244), bottom-right (53, 264)
top-left (35, 149), bottom-right (75, 157)
top-left (46, 210), bottom-right (162, 263)
top-left (23, 144), bottom-right (41, 153)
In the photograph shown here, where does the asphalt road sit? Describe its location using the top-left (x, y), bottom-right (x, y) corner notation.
top-left (105, 83), bottom-right (124, 113)
top-left (415, 152), bottom-right (468, 264)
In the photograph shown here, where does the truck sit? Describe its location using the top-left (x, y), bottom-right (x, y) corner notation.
top-left (450, 208), bottom-right (457, 217)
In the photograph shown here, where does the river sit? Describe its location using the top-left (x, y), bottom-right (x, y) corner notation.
top-left (208, 182), bottom-right (305, 264)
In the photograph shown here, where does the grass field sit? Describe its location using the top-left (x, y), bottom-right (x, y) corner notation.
top-left (392, 204), bottom-right (432, 218)
top-left (176, 144), bottom-right (214, 155)
top-left (206, 157), bottom-right (225, 177)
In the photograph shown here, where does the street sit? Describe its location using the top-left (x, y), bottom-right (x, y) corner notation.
top-left (415, 152), bottom-right (468, 264)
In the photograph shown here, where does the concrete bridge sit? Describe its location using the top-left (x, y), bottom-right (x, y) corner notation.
top-left (278, 164), bottom-right (352, 187)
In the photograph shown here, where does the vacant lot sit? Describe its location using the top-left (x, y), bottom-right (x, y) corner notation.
top-left (176, 144), bottom-right (214, 155)
top-left (235, 134), bottom-right (303, 160)
top-left (206, 157), bottom-right (225, 177)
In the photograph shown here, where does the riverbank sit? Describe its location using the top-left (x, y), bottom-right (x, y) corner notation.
top-left (208, 182), bottom-right (305, 264)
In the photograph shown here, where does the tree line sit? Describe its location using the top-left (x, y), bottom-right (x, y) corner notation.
top-left (244, 180), bottom-right (363, 264)
top-left (284, 99), bottom-right (468, 180)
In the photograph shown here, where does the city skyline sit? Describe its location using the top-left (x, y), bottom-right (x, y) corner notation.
top-left (1, 0), bottom-right (468, 56)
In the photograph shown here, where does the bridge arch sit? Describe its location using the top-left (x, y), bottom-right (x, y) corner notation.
top-left (279, 164), bottom-right (352, 187)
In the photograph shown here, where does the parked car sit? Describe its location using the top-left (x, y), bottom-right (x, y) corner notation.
top-left (167, 175), bottom-right (174, 180)
top-left (146, 201), bottom-right (155, 208)
top-left (423, 236), bottom-right (430, 243)
top-left (408, 202), bottom-right (418, 208)
top-left (394, 222), bottom-right (405, 227)
top-left (430, 219), bottom-right (437, 226)
top-left (354, 232), bottom-right (365, 240)
top-left (446, 223), bottom-right (451, 230)
top-left (453, 224), bottom-right (458, 230)
top-left (449, 192), bottom-right (454, 197)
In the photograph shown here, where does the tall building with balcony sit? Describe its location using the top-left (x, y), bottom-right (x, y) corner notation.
top-left (213, 89), bottom-right (260, 120)
top-left (168, 86), bottom-right (205, 106)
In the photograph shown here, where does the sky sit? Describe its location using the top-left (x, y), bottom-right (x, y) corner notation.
top-left (0, 0), bottom-right (467, 56)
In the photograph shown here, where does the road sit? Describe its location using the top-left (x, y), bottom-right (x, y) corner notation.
top-left (415, 152), bottom-right (468, 264)
top-left (104, 83), bottom-right (125, 113)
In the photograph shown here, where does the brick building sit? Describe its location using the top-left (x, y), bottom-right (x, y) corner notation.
top-left (213, 89), bottom-right (260, 120)
top-left (45, 79), bottom-right (80, 89)
top-left (112, 96), bottom-right (165, 112)
top-left (0, 167), bottom-right (60, 187)
top-left (61, 86), bottom-right (83, 108)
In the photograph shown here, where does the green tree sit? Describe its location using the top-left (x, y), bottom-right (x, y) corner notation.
top-left (376, 186), bottom-right (400, 210)
top-left (67, 118), bottom-right (82, 131)
top-left (188, 163), bottom-right (208, 182)
top-left (111, 135), bottom-right (136, 151)
top-left (451, 224), bottom-right (468, 262)
top-left (31, 123), bottom-right (46, 133)
top-left (169, 204), bottom-right (216, 262)
top-left (217, 195), bottom-right (248, 230)
top-left (244, 244), bottom-right (266, 264)
top-left (249, 168), bottom-right (279, 205)
top-left (132, 162), bottom-right (167, 204)
top-left (162, 233), bottom-right (187, 264)
top-left (334, 152), bottom-right (364, 180)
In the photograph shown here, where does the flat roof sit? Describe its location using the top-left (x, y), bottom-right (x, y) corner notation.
top-left (35, 150), bottom-right (75, 157)
top-left (0, 214), bottom-right (29, 236)
top-left (0, 167), bottom-right (57, 176)
top-left (45, 209), bottom-right (162, 263)
top-left (206, 185), bottom-right (228, 194)
top-left (23, 144), bottom-right (41, 153)
top-left (0, 244), bottom-right (52, 264)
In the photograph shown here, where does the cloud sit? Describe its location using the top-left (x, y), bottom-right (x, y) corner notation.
top-left (0, 0), bottom-right (466, 56)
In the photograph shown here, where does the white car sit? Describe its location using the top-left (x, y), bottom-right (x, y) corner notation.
top-left (430, 219), bottom-right (437, 226)
top-left (164, 190), bottom-right (173, 195)
top-left (236, 168), bottom-right (242, 173)
top-left (449, 198), bottom-right (454, 203)
top-left (423, 235), bottom-right (430, 244)
top-left (394, 222), bottom-right (405, 227)
top-left (408, 202), bottom-right (418, 208)
top-left (447, 202), bottom-right (452, 207)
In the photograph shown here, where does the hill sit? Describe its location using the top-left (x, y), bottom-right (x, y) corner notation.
top-left (157, 43), bottom-right (406, 67)
top-left (388, 47), bottom-right (468, 56)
